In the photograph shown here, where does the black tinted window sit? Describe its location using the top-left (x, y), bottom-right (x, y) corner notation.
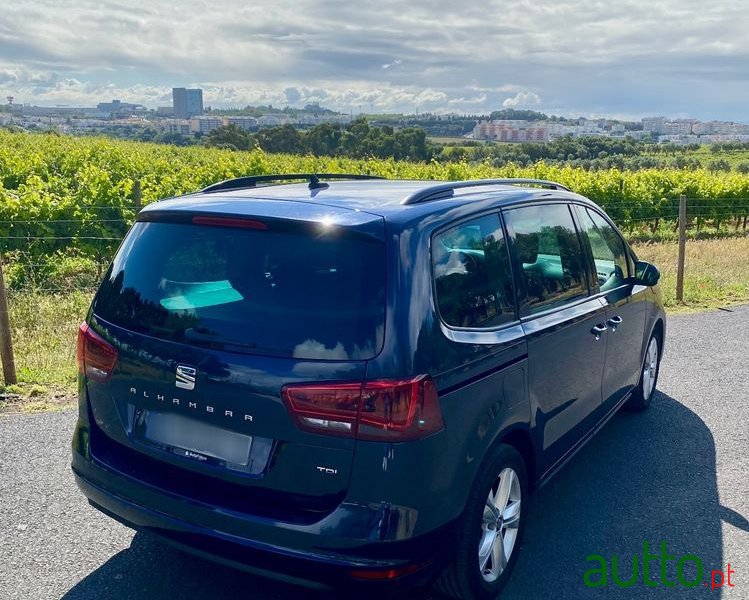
top-left (94, 221), bottom-right (385, 360)
top-left (504, 204), bottom-right (588, 315)
top-left (577, 207), bottom-right (630, 291)
top-left (432, 214), bottom-right (515, 328)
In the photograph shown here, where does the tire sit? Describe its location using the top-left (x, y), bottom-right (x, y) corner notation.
top-left (624, 332), bottom-right (661, 412)
top-left (434, 444), bottom-right (528, 600)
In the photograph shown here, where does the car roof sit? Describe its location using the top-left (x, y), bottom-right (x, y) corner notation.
top-left (140, 179), bottom-right (597, 227)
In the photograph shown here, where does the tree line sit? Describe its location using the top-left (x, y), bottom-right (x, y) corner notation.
top-left (441, 136), bottom-right (749, 173)
top-left (203, 118), bottom-right (436, 161)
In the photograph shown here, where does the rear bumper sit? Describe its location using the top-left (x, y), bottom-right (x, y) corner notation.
top-left (71, 416), bottom-right (455, 590)
top-left (75, 472), bottom-right (441, 591)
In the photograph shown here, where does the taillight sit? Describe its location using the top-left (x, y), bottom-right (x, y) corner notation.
top-left (358, 376), bottom-right (443, 441)
top-left (281, 382), bottom-right (362, 437)
top-left (281, 375), bottom-right (444, 441)
top-left (77, 323), bottom-right (118, 382)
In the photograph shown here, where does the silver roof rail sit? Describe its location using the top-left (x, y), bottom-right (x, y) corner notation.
top-left (401, 178), bottom-right (571, 205)
top-left (202, 173), bottom-right (385, 194)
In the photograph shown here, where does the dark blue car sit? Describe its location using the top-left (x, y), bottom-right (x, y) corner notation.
top-left (72, 175), bottom-right (665, 599)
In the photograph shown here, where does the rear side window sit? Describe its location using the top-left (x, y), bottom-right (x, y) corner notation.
top-left (93, 221), bottom-right (385, 360)
top-left (576, 207), bottom-right (630, 291)
top-left (503, 204), bottom-right (588, 315)
top-left (432, 213), bottom-right (515, 328)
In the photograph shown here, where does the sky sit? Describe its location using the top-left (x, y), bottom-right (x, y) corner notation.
top-left (1, 0), bottom-right (748, 120)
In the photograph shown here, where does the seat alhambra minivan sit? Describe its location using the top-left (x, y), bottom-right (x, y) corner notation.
top-left (72, 175), bottom-right (665, 599)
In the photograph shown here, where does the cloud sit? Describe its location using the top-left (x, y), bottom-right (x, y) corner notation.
top-left (0, 0), bottom-right (748, 119)
top-left (382, 58), bottom-right (402, 70)
top-left (292, 339), bottom-right (349, 360)
top-left (502, 91), bottom-right (542, 108)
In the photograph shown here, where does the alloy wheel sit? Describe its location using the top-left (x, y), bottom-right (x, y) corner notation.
top-left (478, 467), bottom-right (521, 582)
top-left (642, 337), bottom-right (659, 401)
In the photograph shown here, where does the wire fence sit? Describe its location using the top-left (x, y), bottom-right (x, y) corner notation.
top-left (0, 194), bottom-right (747, 387)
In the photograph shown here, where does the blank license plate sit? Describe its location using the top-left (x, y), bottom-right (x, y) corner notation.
top-left (138, 410), bottom-right (252, 466)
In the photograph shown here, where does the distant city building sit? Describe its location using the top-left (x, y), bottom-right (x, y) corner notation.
top-left (663, 119), bottom-right (697, 135)
top-left (189, 116), bottom-right (222, 133)
top-left (225, 116), bottom-right (258, 131)
top-left (544, 122), bottom-right (575, 137)
top-left (473, 115), bottom-right (749, 144)
top-left (575, 118), bottom-right (605, 135)
top-left (172, 88), bottom-right (204, 119)
top-left (295, 112), bottom-right (354, 126)
top-left (7, 98), bottom-right (749, 147)
top-left (642, 117), bottom-right (666, 134)
top-left (96, 99), bottom-right (145, 117)
top-left (256, 114), bottom-right (293, 127)
top-left (643, 116), bottom-right (749, 143)
top-left (473, 120), bottom-right (550, 142)
top-left (692, 120), bottom-right (749, 135)
top-left (473, 117), bottom-right (628, 142)
top-left (13, 104), bottom-right (97, 118)
top-left (157, 119), bottom-right (192, 135)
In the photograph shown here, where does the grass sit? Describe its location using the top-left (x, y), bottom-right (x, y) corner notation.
top-left (2, 289), bottom-right (91, 410)
top-left (1, 236), bottom-right (748, 404)
top-left (632, 236), bottom-right (749, 312)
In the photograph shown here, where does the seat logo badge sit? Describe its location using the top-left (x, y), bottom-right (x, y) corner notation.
top-left (175, 365), bottom-right (196, 390)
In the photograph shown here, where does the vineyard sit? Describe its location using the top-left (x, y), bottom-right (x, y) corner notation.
top-left (1, 130), bottom-right (748, 399)
top-left (2, 130), bottom-right (749, 264)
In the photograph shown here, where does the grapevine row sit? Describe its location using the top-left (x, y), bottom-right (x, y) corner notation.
top-left (1, 130), bottom-right (749, 262)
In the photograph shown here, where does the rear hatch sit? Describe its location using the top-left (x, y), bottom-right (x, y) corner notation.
top-left (81, 199), bottom-right (386, 521)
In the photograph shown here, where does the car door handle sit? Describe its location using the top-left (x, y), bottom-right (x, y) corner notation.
top-left (607, 315), bottom-right (623, 331)
top-left (591, 323), bottom-right (608, 340)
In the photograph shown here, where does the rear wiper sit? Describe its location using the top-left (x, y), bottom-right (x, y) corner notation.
top-left (183, 328), bottom-right (291, 356)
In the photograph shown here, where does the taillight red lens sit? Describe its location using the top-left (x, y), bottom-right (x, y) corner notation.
top-left (282, 376), bottom-right (444, 441)
top-left (281, 382), bottom-right (362, 437)
top-left (358, 376), bottom-right (443, 441)
top-left (77, 323), bottom-right (118, 382)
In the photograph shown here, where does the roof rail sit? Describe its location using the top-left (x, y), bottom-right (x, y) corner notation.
top-left (201, 173), bottom-right (385, 194)
top-left (401, 178), bottom-right (571, 205)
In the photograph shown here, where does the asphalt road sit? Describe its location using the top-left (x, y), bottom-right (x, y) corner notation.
top-left (1, 306), bottom-right (747, 600)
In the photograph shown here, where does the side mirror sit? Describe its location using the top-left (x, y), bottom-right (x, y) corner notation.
top-left (635, 261), bottom-right (661, 287)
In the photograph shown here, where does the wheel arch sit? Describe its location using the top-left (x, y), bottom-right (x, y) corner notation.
top-left (496, 426), bottom-right (538, 491)
top-left (642, 315), bottom-right (665, 364)
top-left (651, 317), bottom-right (665, 352)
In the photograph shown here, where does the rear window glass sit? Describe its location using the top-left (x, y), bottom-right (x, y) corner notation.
top-left (432, 214), bottom-right (515, 328)
top-left (93, 221), bottom-right (385, 360)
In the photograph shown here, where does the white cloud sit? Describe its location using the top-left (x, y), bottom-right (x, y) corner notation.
top-left (502, 91), bottom-right (542, 109)
top-left (382, 58), bottom-right (402, 70)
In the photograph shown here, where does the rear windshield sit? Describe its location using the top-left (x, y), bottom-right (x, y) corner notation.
top-left (93, 220), bottom-right (385, 360)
